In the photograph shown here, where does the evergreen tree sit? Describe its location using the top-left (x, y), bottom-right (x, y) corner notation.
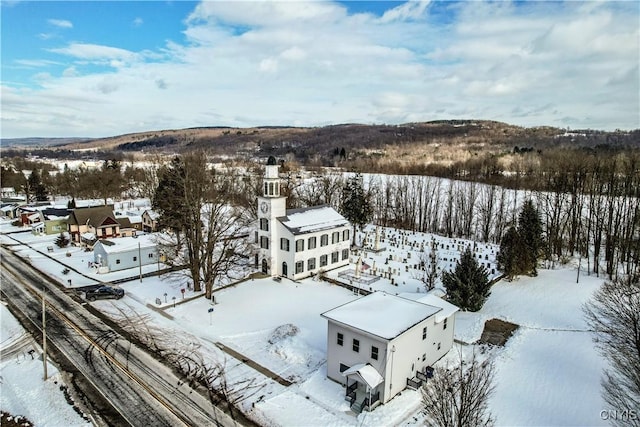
top-left (67, 198), bottom-right (76, 209)
top-left (496, 226), bottom-right (526, 280)
top-left (340, 173), bottom-right (373, 246)
top-left (54, 232), bottom-right (70, 248)
top-left (28, 170), bottom-right (48, 201)
top-left (442, 247), bottom-right (491, 311)
top-left (152, 156), bottom-right (188, 235)
top-left (517, 200), bottom-right (543, 276)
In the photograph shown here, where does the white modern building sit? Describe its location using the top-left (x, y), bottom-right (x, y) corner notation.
top-left (321, 291), bottom-right (458, 413)
top-left (93, 235), bottom-right (159, 273)
top-left (255, 158), bottom-right (351, 280)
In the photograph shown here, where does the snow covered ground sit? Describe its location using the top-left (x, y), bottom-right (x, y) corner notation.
top-left (0, 304), bottom-right (91, 426)
top-left (1, 216), bottom-right (610, 426)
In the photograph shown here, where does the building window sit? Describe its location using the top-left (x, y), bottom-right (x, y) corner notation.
top-left (295, 239), bottom-right (304, 252)
top-left (320, 234), bottom-right (328, 246)
top-left (339, 363), bottom-right (349, 373)
top-left (308, 258), bottom-right (316, 270)
top-left (443, 318), bottom-right (448, 330)
top-left (422, 353), bottom-right (426, 362)
top-left (342, 249), bottom-right (349, 260)
top-left (331, 251), bottom-right (339, 263)
top-left (371, 346), bottom-right (378, 360)
top-left (422, 326), bottom-right (427, 340)
top-left (320, 255), bottom-right (328, 267)
top-left (437, 342), bottom-right (441, 351)
top-left (116, 259), bottom-right (120, 264)
top-left (260, 236), bottom-right (269, 249)
top-left (254, 231), bottom-right (258, 243)
top-left (308, 236), bottom-right (316, 249)
top-left (280, 238), bottom-right (290, 251)
top-left (295, 261), bottom-right (304, 274)
top-left (332, 231), bottom-right (340, 244)
top-left (133, 256), bottom-right (137, 262)
top-left (148, 253), bottom-right (154, 258)
top-left (337, 332), bottom-right (344, 346)
top-left (264, 182), bottom-right (268, 195)
top-left (343, 229), bottom-right (350, 241)
top-left (260, 218), bottom-right (269, 231)
top-left (353, 339), bottom-right (359, 353)
top-left (269, 182), bottom-right (274, 195)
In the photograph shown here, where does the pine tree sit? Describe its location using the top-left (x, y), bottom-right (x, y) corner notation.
top-left (442, 247), bottom-right (491, 311)
top-left (517, 200), bottom-right (543, 276)
top-left (55, 232), bottom-right (70, 248)
top-left (28, 170), bottom-right (48, 201)
top-left (341, 173), bottom-right (373, 246)
top-left (496, 226), bottom-right (526, 280)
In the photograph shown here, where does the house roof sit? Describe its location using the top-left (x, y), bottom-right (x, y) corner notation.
top-left (321, 292), bottom-right (442, 340)
top-left (67, 205), bottom-right (117, 228)
top-left (94, 235), bottom-right (157, 254)
top-left (278, 205), bottom-right (349, 235)
top-left (399, 293), bottom-right (459, 323)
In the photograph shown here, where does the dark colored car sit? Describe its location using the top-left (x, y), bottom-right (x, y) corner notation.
top-left (85, 286), bottom-right (124, 301)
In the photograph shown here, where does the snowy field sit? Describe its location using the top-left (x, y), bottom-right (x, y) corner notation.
top-left (1, 216), bottom-right (610, 426)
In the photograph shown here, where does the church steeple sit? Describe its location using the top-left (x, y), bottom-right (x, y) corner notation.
top-left (263, 156), bottom-right (281, 198)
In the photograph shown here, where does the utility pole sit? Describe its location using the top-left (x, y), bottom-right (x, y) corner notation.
top-left (138, 242), bottom-right (142, 283)
top-left (42, 287), bottom-right (47, 381)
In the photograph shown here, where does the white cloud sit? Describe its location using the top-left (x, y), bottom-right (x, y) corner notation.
top-left (2, 0), bottom-right (638, 137)
top-left (132, 17), bottom-right (143, 27)
top-left (379, 0), bottom-right (431, 23)
top-left (49, 43), bottom-right (138, 61)
top-left (48, 19), bottom-right (73, 28)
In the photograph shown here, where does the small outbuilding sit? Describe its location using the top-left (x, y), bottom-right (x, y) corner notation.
top-left (93, 235), bottom-right (159, 273)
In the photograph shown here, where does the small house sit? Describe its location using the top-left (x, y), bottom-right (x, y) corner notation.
top-left (67, 205), bottom-right (120, 244)
top-left (93, 235), bottom-right (159, 273)
top-left (141, 209), bottom-right (159, 232)
top-left (321, 291), bottom-right (458, 413)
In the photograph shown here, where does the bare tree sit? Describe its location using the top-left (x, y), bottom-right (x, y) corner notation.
top-left (583, 276), bottom-right (640, 427)
top-left (413, 240), bottom-right (441, 291)
top-left (421, 352), bottom-right (496, 427)
top-left (154, 152), bottom-right (252, 299)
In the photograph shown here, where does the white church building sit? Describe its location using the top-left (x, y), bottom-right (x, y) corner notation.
top-left (255, 158), bottom-right (351, 280)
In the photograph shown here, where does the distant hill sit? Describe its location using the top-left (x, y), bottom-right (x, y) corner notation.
top-left (1, 137), bottom-right (92, 148)
top-left (4, 121), bottom-right (638, 167)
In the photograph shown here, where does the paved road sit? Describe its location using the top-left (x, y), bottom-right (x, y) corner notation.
top-left (1, 246), bottom-right (241, 427)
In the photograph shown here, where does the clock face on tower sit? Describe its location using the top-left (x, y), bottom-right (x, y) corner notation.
top-left (260, 201), bottom-right (269, 214)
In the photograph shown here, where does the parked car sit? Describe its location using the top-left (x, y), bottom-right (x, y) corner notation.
top-left (85, 286), bottom-right (124, 301)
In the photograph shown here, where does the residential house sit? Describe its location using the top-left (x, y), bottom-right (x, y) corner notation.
top-left (321, 291), bottom-right (458, 413)
top-left (93, 235), bottom-right (159, 273)
top-left (67, 205), bottom-right (120, 244)
top-left (141, 209), bottom-right (159, 232)
top-left (255, 158), bottom-right (351, 280)
top-left (1, 187), bottom-right (17, 199)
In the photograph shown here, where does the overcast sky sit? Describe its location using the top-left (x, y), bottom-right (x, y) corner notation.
top-left (1, 0), bottom-right (638, 138)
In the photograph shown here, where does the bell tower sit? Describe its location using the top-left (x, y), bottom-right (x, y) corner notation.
top-left (257, 156), bottom-right (287, 276)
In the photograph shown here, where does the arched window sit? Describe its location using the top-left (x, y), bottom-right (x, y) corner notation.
top-left (262, 258), bottom-right (268, 274)
top-left (282, 262), bottom-right (288, 277)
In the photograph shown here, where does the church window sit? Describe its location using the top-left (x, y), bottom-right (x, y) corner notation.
top-left (332, 231), bottom-right (340, 244)
top-left (260, 218), bottom-right (269, 231)
top-left (320, 234), bottom-right (328, 246)
top-left (280, 238), bottom-right (290, 251)
top-left (308, 236), bottom-right (317, 249)
top-left (320, 255), bottom-right (328, 267)
top-left (295, 239), bottom-right (304, 252)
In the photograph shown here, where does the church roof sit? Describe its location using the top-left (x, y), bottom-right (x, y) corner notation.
top-left (278, 205), bottom-right (349, 235)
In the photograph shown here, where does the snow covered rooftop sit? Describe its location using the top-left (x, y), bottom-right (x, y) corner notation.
top-left (399, 293), bottom-right (459, 323)
top-left (95, 234), bottom-right (157, 253)
top-left (321, 292), bottom-right (441, 340)
top-left (279, 205), bottom-right (349, 234)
